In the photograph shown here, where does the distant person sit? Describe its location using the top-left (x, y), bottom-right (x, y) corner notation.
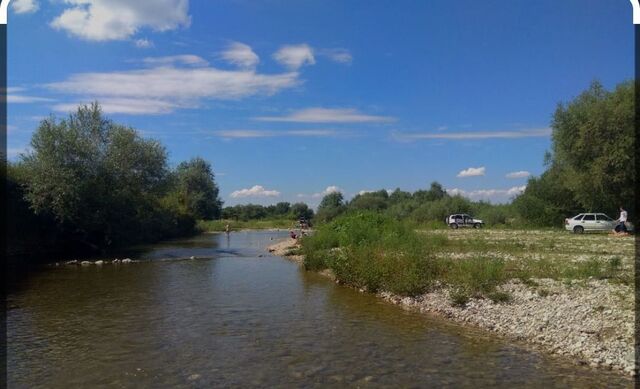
top-left (225, 224), bottom-right (230, 234)
top-left (615, 206), bottom-right (628, 234)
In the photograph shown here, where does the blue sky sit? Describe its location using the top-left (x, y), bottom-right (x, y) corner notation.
top-left (6, 0), bottom-right (634, 207)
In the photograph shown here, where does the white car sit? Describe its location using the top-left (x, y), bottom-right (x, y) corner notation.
top-left (446, 214), bottom-right (484, 229)
top-left (564, 213), bottom-right (617, 234)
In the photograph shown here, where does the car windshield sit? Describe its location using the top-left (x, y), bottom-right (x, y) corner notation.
top-left (596, 214), bottom-right (613, 221)
top-left (573, 214), bottom-right (584, 220)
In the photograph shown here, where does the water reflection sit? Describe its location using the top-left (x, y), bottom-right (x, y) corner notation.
top-left (7, 232), bottom-right (632, 388)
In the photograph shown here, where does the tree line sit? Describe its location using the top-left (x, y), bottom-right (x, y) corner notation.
top-left (7, 103), bottom-right (224, 257)
top-left (221, 202), bottom-right (314, 222)
top-left (312, 80), bottom-right (635, 227)
top-left (6, 80), bottom-right (633, 258)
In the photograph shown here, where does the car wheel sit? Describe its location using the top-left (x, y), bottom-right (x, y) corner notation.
top-left (573, 226), bottom-right (584, 234)
top-left (474, 223), bottom-right (482, 229)
top-left (449, 223), bottom-right (458, 229)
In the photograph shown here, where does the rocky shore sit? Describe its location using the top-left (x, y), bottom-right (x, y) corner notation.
top-left (267, 237), bottom-right (636, 376)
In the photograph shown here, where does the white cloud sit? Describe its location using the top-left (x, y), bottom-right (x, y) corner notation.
top-left (142, 55), bottom-right (208, 67)
top-left (50, 0), bottom-right (191, 41)
top-left (230, 185), bottom-right (280, 198)
top-left (3, 87), bottom-right (53, 103)
top-left (435, 125), bottom-right (448, 131)
top-left (313, 185), bottom-right (342, 198)
top-left (505, 170), bottom-right (531, 179)
top-left (46, 61), bottom-right (300, 114)
top-left (12, 0), bottom-right (39, 14)
top-left (447, 185), bottom-right (526, 203)
top-left (221, 42), bottom-right (259, 69)
top-left (134, 38), bottom-right (154, 48)
top-left (393, 128), bottom-right (551, 141)
top-left (214, 129), bottom-right (338, 139)
top-left (273, 44), bottom-right (315, 70)
top-left (255, 107), bottom-right (394, 123)
top-left (53, 98), bottom-right (176, 115)
top-left (319, 48), bottom-right (352, 64)
top-left (457, 166), bottom-right (485, 178)
top-left (506, 185), bottom-right (527, 196)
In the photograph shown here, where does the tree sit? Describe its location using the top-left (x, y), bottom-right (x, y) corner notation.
top-left (348, 190), bottom-right (389, 211)
top-left (515, 80), bottom-right (635, 224)
top-left (174, 157), bottom-right (222, 220)
top-left (290, 202), bottom-right (314, 220)
top-left (550, 80), bottom-right (634, 216)
top-left (316, 191), bottom-right (345, 222)
top-left (20, 103), bottom-right (171, 247)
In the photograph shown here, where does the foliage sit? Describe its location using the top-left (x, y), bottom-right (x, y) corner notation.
top-left (10, 103), bottom-right (221, 254)
top-left (221, 202), bottom-right (313, 222)
top-left (172, 157), bottom-right (222, 220)
top-left (514, 80), bottom-right (635, 224)
top-left (197, 218), bottom-right (295, 232)
top-left (302, 212), bottom-right (443, 295)
top-left (315, 191), bottom-right (346, 223)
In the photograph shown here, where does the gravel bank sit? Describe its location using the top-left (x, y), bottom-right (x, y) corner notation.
top-left (267, 235), bottom-right (636, 376)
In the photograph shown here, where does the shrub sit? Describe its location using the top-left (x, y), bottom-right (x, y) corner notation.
top-left (301, 212), bottom-right (443, 295)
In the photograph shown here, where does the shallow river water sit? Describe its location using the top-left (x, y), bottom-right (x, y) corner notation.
top-left (7, 231), bottom-right (632, 388)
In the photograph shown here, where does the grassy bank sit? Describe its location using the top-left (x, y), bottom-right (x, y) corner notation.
top-left (300, 212), bottom-right (632, 304)
top-left (197, 218), bottom-right (297, 232)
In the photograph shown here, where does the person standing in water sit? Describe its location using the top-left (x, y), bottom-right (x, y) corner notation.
top-left (225, 224), bottom-right (230, 234)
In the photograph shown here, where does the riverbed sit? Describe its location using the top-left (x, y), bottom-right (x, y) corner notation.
top-left (7, 231), bottom-right (633, 387)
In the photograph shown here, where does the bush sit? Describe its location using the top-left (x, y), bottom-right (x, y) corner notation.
top-left (301, 212), bottom-right (444, 295)
top-left (444, 258), bottom-right (506, 296)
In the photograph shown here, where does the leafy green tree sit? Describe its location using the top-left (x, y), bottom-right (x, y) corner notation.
top-left (549, 80), bottom-right (634, 216)
top-left (316, 191), bottom-right (345, 222)
top-left (290, 202), bottom-right (314, 220)
top-left (514, 80), bottom-right (634, 224)
top-left (349, 190), bottom-right (389, 211)
top-left (173, 157), bottom-right (222, 220)
top-left (20, 103), bottom-right (171, 247)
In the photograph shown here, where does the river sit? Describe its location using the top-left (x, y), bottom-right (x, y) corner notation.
top-left (7, 231), bottom-right (632, 388)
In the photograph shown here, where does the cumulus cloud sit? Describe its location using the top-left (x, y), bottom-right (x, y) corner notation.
top-left (457, 167), bottom-right (485, 178)
top-left (12, 0), bottom-right (39, 14)
top-left (134, 38), bottom-right (154, 48)
top-left (221, 42), bottom-right (259, 69)
top-left (50, 0), bottom-right (191, 41)
top-left (447, 185), bottom-right (526, 202)
top-left (505, 170), bottom-right (531, 179)
top-left (46, 60), bottom-right (300, 114)
top-left (313, 186), bottom-right (342, 198)
top-left (393, 128), bottom-right (551, 141)
top-left (273, 44), bottom-right (315, 70)
top-left (255, 108), bottom-right (394, 123)
top-left (230, 185), bottom-right (280, 198)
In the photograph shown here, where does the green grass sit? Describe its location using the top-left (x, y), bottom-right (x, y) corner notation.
top-left (197, 218), bottom-right (296, 232)
top-left (301, 214), bottom-right (632, 301)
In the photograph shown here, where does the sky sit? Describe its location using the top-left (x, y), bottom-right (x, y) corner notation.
top-left (5, 0), bottom-right (634, 207)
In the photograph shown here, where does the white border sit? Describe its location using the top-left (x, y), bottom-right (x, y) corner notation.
top-left (631, 0), bottom-right (640, 24)
top-left (0, 0), bottom-right (11, 25)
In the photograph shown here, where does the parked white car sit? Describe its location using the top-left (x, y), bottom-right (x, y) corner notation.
top-left (564, 213), bottom-right (618, 234)
top-left (446, 214), bottom-right (484, 229)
